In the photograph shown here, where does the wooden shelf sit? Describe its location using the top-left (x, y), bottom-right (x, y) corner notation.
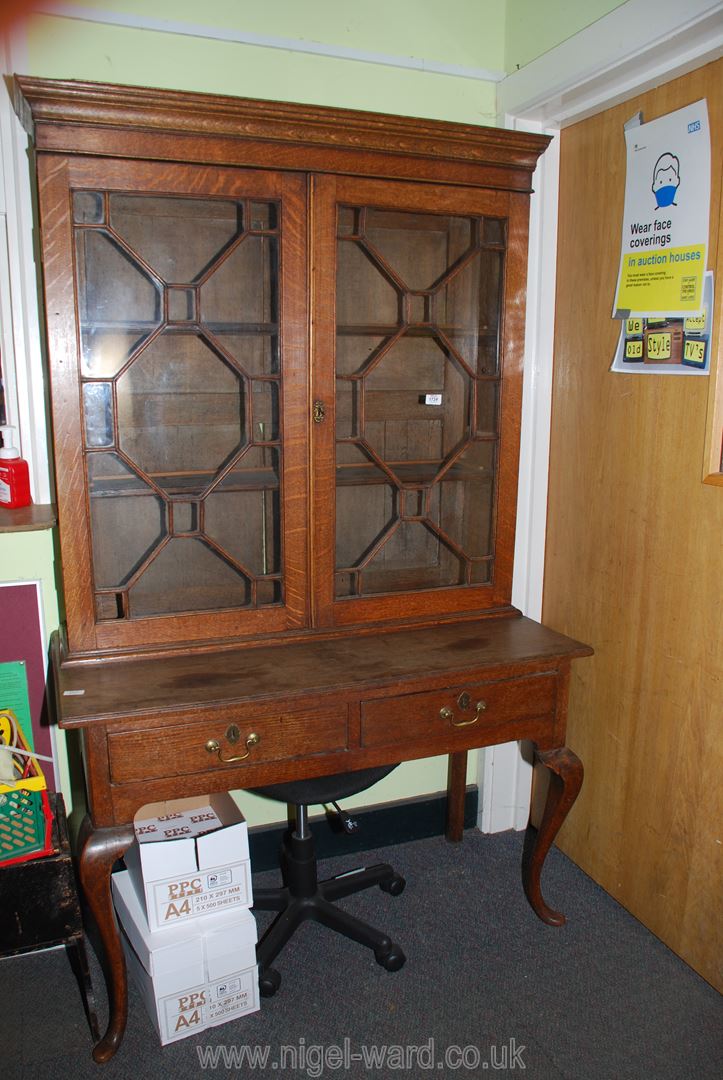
top-left (90, 469), bottom-right (278, 497)
top-left (335, 460), bottom-right (495, 486)
top-left (337, 323), bottom-right (499, 339)
top-left (0, 503), bottom-right (57, 533)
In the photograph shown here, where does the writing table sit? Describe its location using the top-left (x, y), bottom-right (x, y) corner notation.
top-left (53, 613), bottom-right (591, 1062)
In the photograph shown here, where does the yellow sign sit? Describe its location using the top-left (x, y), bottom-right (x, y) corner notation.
top-left (616, 246), bottom-right (706, 314)
top-left (625, 340), bottom-right (643, 359)
top-left (683, 339), bottom-right (706, 364)
top-left (646, 333), bottom-right (672, 360)
top-left (625, 318), bottom-right (643, 335)
top-left (684, 312), bottom-right (706, 331)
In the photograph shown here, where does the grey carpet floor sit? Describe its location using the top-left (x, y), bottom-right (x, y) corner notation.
top-left (4, 830), bottom-right (721, 1080)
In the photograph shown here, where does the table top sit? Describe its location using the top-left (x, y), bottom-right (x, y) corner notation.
top-left (54, 615), bottom-right (592, 727)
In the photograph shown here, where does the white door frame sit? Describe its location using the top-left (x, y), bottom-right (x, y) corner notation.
top-left (479, 0), bottom-right (723, 832)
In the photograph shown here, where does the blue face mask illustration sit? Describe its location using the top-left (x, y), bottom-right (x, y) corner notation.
top-left (652, 156), bottom-right (680, 208)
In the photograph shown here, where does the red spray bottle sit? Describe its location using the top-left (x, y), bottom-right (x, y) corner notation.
top-left (0, 426), bottom-right (31, 509)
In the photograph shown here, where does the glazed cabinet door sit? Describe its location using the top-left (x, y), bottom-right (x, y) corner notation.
top-left (311, 176), bottom-right (531, 628)
top-left (37, 156), bottom-right (309, 655)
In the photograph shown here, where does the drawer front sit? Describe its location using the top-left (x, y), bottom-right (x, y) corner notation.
top-left (361, 674), bottom-right (556, 749)
top-left (108, 703), bottom-right (349, 783)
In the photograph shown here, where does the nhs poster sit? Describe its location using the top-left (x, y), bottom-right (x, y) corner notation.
top-left (613, 100), bottom-right (710, 318)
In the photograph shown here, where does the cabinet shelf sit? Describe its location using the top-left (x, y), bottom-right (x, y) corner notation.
top-left (335, 460), bottom-right (495, 487)
top-left (337, 324), bottom-right (499, 340)
top-left (90, 467), bottom-right (279, 498)
top-left (79, 320), bottom-right (279, 337)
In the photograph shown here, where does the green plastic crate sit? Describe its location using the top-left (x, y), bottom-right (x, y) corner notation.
top-left (0, 787), bottom-right (53, 866)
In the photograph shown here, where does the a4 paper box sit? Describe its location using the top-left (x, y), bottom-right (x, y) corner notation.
top-left (123, 793), bottom-right (252, 932)
top-left (112, 868), bottom-right (259, 1045)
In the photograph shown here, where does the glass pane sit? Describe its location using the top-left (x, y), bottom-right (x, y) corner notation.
top-left (483, 217), bottom-right (506, 246)
top-left (82, 382), bottom-right (114, 448)
top-left (109, 195), bottom-right (243, 282)
top-left (201, 236), bottom-right (278, 329)
top-left (251, 380), bottom-right (280, 442)
top-left (168, 288), bottom-right (196, 322)
top-left (361, 335), bottom-right (471, 466)
top-left (336, 242), bottom-right (401, 327)
top-left (364, 209), bottom-right (473, 291)
top-left (249, 202), bottom-right (277, 230)
top-left (438, 472), bottom-right (495, 559)
top-left (205, 448), bottom-right (281, 577)
top-left (205, 488), bottom-right (280, 577)
top-left (128, 538), bottom-right (251, 617)
top-left (201, 235), bottom-right (279, 375)
top-left (336, 333), bottom-right (387, 377)
top-left (360, 520), bottom-right (466, 594)
top-left (434, 248), bottom-right (504, 376)
top-left (75, 230), bottom-right (161, 376)
top-left (116, 332), bottom-right (245, 492)
top-left (336, 203), bottom-right (504, 597)
top-left (87, 453), bottom-right (165, 591)
top-left (476, 383), bottom-right (499, 435)
top-left (73, 191), bottom-right (104, 224)
top-left (336, 483), bottom-right (397, 573)
top-left (336, 379), bottom-right (360, 440)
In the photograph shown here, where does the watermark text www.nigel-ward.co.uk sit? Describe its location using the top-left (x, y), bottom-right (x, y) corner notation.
top-left (196, 1036), bottom-right (527, 1075)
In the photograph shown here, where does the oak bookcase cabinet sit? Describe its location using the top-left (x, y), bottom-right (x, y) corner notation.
top-left (14, 77), bottom-right (591, 1061)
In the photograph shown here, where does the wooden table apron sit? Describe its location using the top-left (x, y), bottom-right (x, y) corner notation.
top-left (53, 615), bottom-right (591, 1062)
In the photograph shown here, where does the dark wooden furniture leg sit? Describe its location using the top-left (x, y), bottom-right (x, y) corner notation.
top-left (445, 751), bottom-right (468, 842)
top-left (522, 746), bottom-right (583, 926)
top-left (77, 816), bottom-right (134, 1063)
top-left (66, 933), bottom-right (101, 1042)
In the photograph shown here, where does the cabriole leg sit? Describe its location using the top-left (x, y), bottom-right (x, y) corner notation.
top-left (77, 816), bottom-right (134, 1063)
top-left (522, 746), bottom-right (584, 926)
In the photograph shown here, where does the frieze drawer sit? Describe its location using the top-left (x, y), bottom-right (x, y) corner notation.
top-left (361, 674), bottom-right (557, 749)
top-left (108, 703), bottom-right (349, 783)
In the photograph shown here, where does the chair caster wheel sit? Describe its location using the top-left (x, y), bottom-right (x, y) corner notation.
top-left (375, 943), bottom-right (406, 972)
top-left (380, 874), bottom-right (405, 896)
top-left (258, 967), bottom-right (281, 997)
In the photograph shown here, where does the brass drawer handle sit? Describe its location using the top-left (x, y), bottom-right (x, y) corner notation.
top-left (440, 701), bottom-right (487, 727)
top-left (205, 732), bottom-right (260, 763)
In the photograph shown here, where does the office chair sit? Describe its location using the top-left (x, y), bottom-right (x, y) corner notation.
top-left (251, 765), bottom-right (406, 996)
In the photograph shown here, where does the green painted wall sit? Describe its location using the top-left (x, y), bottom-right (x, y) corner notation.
top-left (24, 0), bottom-right (504, 125)
top-left (505, 0), bottom-right (627, 72)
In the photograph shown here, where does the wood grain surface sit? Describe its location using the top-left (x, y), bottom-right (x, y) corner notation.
top-left (545, 59), bottom-right (723, 990)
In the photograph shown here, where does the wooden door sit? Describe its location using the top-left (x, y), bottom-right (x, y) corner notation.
top-left (37, 157), bottom-right (309, 656)
top-left (545, 60), bottom-right (722, 989)
top-left (311, 175), bottom-right (532, 628)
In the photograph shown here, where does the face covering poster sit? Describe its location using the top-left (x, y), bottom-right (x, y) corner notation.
top-left (613, 99), bottom-right (710, 319)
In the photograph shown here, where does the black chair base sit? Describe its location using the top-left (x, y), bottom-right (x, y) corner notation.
top-left (253, 824), bottom-right (406, 996)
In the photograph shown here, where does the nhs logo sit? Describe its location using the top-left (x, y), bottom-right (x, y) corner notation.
top-left (688, 120), bottom-right (701, 133)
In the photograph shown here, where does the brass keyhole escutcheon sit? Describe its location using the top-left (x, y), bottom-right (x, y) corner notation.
top-left (313, 400), bottom-right (326, 423)
top-left (226, 724), bottom-right (241, 744)
top-left (457, 692), bottom-right (471, 710)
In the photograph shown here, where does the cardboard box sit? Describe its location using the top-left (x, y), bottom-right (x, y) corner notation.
top-left (124, 793), bottom-right (252, 932)
top-left (112, 869), bottom-right (259, 1045)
